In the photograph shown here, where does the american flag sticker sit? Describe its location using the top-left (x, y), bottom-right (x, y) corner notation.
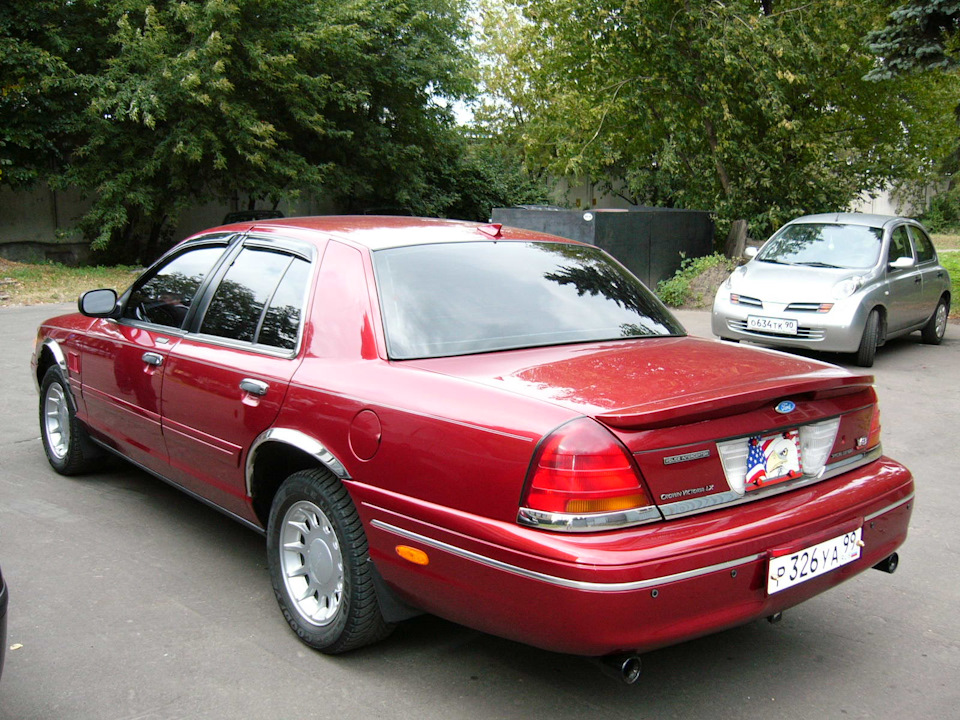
top-left (745, 429), bottom-right (803, 490)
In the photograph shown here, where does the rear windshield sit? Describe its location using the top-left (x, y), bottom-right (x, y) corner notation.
top-left (758, 223), bottom-right (883, 269)
top-left (372, 241), bottom-right (683, 359)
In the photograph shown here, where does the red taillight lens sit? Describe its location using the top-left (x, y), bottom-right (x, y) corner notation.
top-left (868, 403), bottom-right (882, 449)
top-left (522, 418), bottom-right (653, 515)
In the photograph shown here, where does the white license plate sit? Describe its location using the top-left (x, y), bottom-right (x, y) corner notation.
top-left (767, 528), bottom-right (862, 595)
top-left (747, 315), bottom-right (798, 335)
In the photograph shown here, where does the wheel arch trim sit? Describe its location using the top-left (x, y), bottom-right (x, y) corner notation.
top-left (35, 339), bottom-right (69, 390)
top-left (245, 428), bottom-right (351, 497)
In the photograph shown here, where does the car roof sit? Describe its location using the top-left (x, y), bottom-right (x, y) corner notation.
top-left (784, 213), bottom-right (917, 230)
top-left (211, 215), bottom-right (578, 251)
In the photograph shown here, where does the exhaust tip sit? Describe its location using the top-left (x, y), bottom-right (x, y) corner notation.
top-left (595, 654), bottom-right (642, 685)
top-left (872, 552), bottom-right (899, 574)
top-left (767, 612), bottom-right (783, 624)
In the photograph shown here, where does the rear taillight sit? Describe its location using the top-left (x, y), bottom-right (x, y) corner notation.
top-left (867, 403), bottom-right (882, 450)
top-left (518, 418), bottom-right (660, 532)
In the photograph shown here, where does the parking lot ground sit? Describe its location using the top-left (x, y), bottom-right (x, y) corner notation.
top-left (1, 304), bottom-right (958, 719)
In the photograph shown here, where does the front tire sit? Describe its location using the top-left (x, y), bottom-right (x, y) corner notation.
top-left (267, 468), bottom-right (392, 654)
top-left (39, 366), bottom-right (102, 475)
top-left (855, 310), bottom-right (880, 367)
top-left (921, 296), bottom-right (949, 345)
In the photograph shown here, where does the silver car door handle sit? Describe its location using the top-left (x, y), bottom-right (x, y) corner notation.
top-left (240, 379), bottom-right (269, 397)
top-left (142, 352), bottom-right (164, 366)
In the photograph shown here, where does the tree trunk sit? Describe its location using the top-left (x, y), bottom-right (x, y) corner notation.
top-left (725, 219), bottom-right (748, 259)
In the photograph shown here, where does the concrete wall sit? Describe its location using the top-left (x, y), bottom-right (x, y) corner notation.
top-left (0, 185), bottom-right (336, 265)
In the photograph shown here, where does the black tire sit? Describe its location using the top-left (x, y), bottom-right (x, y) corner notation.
top-left (267, 468), bottom-right (392, 654)
top-left (719, 337), bottom-right (740, 343)
top-left (39, 365), bottom-right (102, 475)
top-left (855, 310), bottom-right (880, 367)
top-left (921, 296), bottom-right (949, 345)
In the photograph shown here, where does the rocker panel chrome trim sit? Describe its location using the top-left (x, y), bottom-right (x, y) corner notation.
top-left (90, 438), bottom-right (265, 535)
top-left (370, 519), bottom-right (763, 592)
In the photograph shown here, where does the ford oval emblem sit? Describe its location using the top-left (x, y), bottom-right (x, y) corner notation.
top-left (775, 400), bottom-right (796, 414)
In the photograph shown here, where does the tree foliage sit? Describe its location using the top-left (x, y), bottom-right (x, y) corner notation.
top-left (3, 0), bottom-right (543, 261)
top-left (477, 0), bottom-right (960, 237)
top-left (867, 0), bottom-right (960, 78)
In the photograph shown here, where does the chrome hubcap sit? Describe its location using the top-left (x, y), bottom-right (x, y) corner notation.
top-left (43, 382), bottom-right (71, 460)
top-left (936, 303), bottom-right (947, 338)
top-left (279, 500), bottom-right (344, 627)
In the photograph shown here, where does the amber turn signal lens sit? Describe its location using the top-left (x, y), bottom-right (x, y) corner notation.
top-left (396, 545), bottom-right (430, 565)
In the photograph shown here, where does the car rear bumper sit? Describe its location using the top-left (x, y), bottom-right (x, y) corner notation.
top-left (355, 457), bottom-right (914, 656)
top-left (711, 298), bottom-right (868, 353)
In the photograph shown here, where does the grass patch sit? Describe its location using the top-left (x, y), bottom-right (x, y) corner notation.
top-left (938, 251), bottom-right (960, 319)
top-left (657, 253), bottom-right (738, 308)
top-left (0, 258), bottom-right (139, 306)
top-left (932, 233), bottom-right (960, 251)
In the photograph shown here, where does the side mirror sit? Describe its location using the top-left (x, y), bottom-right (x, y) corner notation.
top-left (888, 256), bottom-right (915, 270)
top-left (744, 246), bottom-right (759, 259)
top-left (79, 288), bottom-right (119, 317)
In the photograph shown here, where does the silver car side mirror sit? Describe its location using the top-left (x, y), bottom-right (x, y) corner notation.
top-left (744, 246), bottom-right (759, 259)
top-left (888, 256), bottom-right (915, 270)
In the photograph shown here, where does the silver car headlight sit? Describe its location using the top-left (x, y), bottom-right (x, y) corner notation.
top-left (833, 275), bottom-right (865, 300)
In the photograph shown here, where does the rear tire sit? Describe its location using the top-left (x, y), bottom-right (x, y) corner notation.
top-left (39, 366), bottom-right (102, 475)
top-left (921, 296), bottom-right (949, 345)
top-left (855, 310), bottom-right (880, 367)
top-left (267, 468), bottom-right (392, 654)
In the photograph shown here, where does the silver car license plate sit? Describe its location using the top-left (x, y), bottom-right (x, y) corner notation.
top-left (747, 315), bottom-right (798, 335)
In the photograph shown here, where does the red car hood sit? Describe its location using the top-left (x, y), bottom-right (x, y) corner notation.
top-left (404, 337), bottom-right (872, 430)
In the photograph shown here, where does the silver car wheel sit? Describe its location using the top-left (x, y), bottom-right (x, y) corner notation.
top-left (935, 302), bottom-right (947, 339)
top-left (43, 382), bottom-right (71, 461)
top-left (279, 499), bottom-right (344, 627)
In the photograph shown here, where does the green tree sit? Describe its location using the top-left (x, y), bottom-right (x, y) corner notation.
top-left (477, 0), bottom-right (959, 237)
top-left (62, 0), bottom-right (480, 261)
top-left (867, 1), bottom-right (960, 78)
top-left (0, 1), bottom-right (102, 186)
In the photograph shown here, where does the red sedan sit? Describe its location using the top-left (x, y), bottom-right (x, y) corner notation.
top-left (32, 217), bottom-right (912, 680)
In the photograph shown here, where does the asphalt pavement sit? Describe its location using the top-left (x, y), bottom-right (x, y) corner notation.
top-left (0, 304), bottom-right (957, 719)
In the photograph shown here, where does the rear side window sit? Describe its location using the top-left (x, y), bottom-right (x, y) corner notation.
top-left (909, 226), bottom-right (937, 263)
top-left (200, 247), bottom-right (309, 351)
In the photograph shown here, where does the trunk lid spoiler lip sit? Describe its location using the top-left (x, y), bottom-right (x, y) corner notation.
top-left (596, 373), bottom-right (875, 431)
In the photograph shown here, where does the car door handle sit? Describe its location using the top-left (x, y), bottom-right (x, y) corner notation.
top-left (914, 276), bottom-right (922, 284)
top-left (240, 379), bottom-right (269, 397)
top-left (142, 352), bottom-right (164, 366)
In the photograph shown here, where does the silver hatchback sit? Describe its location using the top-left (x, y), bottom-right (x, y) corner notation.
top-left (712, 213), bottom-right (951, 366)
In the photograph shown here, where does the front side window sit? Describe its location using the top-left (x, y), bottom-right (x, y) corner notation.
top-left (373, 241), bottom-right (683, 360)
top-left (123, 245), bottom-right (227, 328)
top-left (758, 224), bottom-right (883, 270)
top-left (199, 247), bottom-right (309, 351)
top-left (888, 226), bottom-right (913, 264)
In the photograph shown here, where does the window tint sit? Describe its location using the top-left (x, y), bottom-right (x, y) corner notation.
top-left (373, 241), bottom-right (683, 360)
top-left (888, 226), bottom-right (913, 264)
top-left (123, 245), bottom-right (226, 328)
top-left (259, 258), bottom-right (310, 350)
top-left (200, 247), bottom-right (308, 350)
top-left (909, 226), bottom-right (937, 263)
